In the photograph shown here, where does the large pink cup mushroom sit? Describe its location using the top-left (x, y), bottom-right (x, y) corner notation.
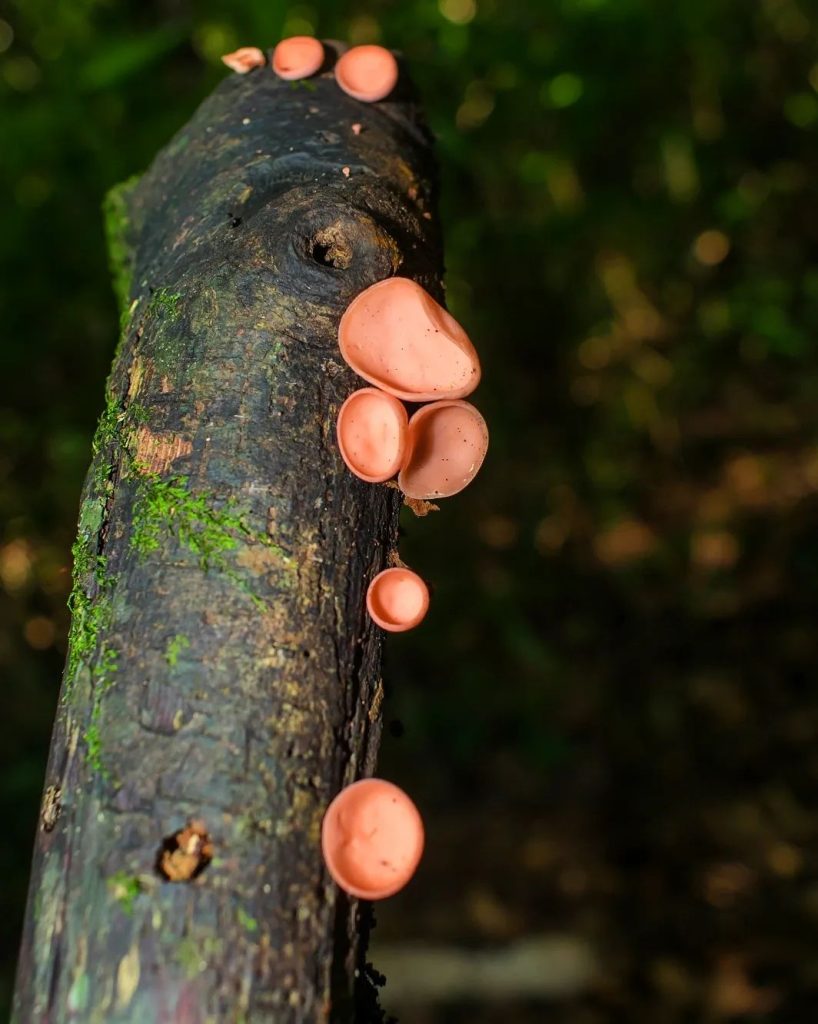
top-left (336, 387), bottom-right (408, 483)
top-left (321, 778), bottom-right (425, 900)
top-left (334, 45), bottom-right (399, 103)
top-left (271, 36), bottom-right (325, 80)
top-left (366, 567), bottom-right (430, 632)
top-left (338, 278), bottom-right (481, 402)
top-left (399, 400), bottom-right (489, 500)
top-left (221, 47), bottom-right (266, 74)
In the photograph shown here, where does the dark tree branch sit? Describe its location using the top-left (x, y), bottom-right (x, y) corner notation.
top-left (13, 46), bottom-right (441, 1023)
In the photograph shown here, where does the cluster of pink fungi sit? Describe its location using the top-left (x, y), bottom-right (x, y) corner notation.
top-left (222, 37), bottom-right (399, 103)
top-left (224, 38), bottom-right (488, 902)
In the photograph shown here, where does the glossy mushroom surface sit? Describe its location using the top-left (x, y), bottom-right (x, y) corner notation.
top-left (271, 36), bottom-right (324, 80)
top-left (366, 567), bottom-right (430, 632)
top-left (338, 277), bottom-right (481, 402)
top-left (321, 778), bottom-right (425, 900)
top-left (221, 47), bottom-right (266, 74)
top-left (334, 45), bottom-right (399, 102)
top-left (399, 400), bottom-right (489, 500)
top-left (336, 387), bottom-right (408, 483)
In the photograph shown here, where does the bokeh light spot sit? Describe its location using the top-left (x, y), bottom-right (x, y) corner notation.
top-left (543, 72), bottom-right (583, 108)
top-left (439, 0), bottom-right (477, 25)
top-left (693, 229), bottom-right (730, 266)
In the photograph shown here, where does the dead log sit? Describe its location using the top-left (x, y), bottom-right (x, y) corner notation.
top-left (13, 43), bottom-right (441, 1023)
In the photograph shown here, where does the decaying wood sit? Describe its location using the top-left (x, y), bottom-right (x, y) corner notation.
top-left (13, 43), bottom-right (442, 1023)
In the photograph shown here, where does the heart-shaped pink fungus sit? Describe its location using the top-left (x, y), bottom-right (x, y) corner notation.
top-left (221, 47), bottom-right (266, 74)
top-left (366, 567), bottom-right (429, 632)
top-left (399, 400), bottom-right (489, 500)
top-left (337, 388), bottom-right (408, 484)
top-left (338, 278), bottom-right (481, 402)
top-left (321, 778), bottom-right (424, 900)
top-left (334, 45), bottom-right (399, 103)
top-left (271, 36), bottom-right (324, 80)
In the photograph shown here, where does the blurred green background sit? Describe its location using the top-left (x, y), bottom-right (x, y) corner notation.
top-left (3, 0), bottom-right (818, 1020)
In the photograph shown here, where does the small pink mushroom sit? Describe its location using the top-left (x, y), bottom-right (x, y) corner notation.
top-left (338, 277), bottom-right (481, 402)
top-left (399, 400), bottom-right (489, 500)
top-left (321, 778), bottom-right (424, 900)
top-left (366, 567), bottom-right (430, 632)
top-left (221, 47), bottom-right (266, 74)
top-left (271, 36), bottom-right (325, 80)
top-left (336, 387), bottom-right (408, 483)
top-left (334, 45), bottom-right (399, 103)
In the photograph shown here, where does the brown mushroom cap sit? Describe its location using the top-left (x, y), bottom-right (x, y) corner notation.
top-left (338, 278), bottom-right (481, 402)
top-left (398, 400), bottom-right (489, 500)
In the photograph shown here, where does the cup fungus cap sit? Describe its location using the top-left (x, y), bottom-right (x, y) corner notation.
top-left (399, 400), bottom-right (489, 500)
top-left (338, 278), bottom-right (481, 402)
top-left (337, 388), bottom-right (408, 483)
top-left (221, 47), bottom-right (266, 74)
top-left (321, 778), bottom-right (424, 900)
top-left (366, 567), bottom-right (430, 632)
top-left (272, 36), bottom-right (325, 80)
top-left (334, 45), bottom-right (399, 103)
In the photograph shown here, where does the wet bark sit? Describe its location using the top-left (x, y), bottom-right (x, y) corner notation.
top-left (13, 44), bottom-right (441, 1024)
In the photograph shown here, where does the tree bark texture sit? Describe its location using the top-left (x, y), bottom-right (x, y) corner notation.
top-left (14, 45), bottom-right (442, 1024)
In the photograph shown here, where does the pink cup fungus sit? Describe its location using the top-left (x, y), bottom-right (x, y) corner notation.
top-left (338, 277), bottom-right (481, 402)
top-left (336, 387), bottom-right (408, 484)
top-left (271, 36), bottom-right (325, 80)
top-left (366, 567), bottom-right (430, 632)
top-left (221, 47), bottom-right (266, 74)
top-left (398, 400), bottom-right (489, 500)
top-left (334, 45), bottom-right (399, 103)
top-left (321, 778), bottom-right (424, 900)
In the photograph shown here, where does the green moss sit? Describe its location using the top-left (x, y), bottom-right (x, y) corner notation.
top-left (236, 907), bottom-right (258, 933)
top-left (108, 871), bottom-right (142, 915)
top-left (165, 633), bottom-right (190, 667)
top-left (66, 973), bottom-right (89, 1014)
top-left (83, 643), bottom-right (118, 774)
top-left (147, 287), bottom-right (182, 320)
top-left (64, 395), bottom-right (124, 701)
top-left (144, 288), bottom-right (185, 381)
top-left (131, 473), bottom-right (252, 566)
top-left (91, 391), bottom-right (124, 481)
top-left (176, 935), bottom-right (224, 979)
top-left (65, 544), bottom-right (117, 710)
top-left (128, 401), bottom-right (150, 426)
top-left (102, 174), bottom-right (141, 319)
top-left (130, 471), bottom-right (286, 609)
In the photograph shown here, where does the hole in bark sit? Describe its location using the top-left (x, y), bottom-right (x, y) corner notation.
top-left (308, 227), bottom-right (353, 270)
top-left (156, 819), bottom-right (213, 882)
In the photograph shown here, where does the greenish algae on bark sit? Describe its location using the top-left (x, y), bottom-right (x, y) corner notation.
top-left (13, 43), bottom-right (442, 1024)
